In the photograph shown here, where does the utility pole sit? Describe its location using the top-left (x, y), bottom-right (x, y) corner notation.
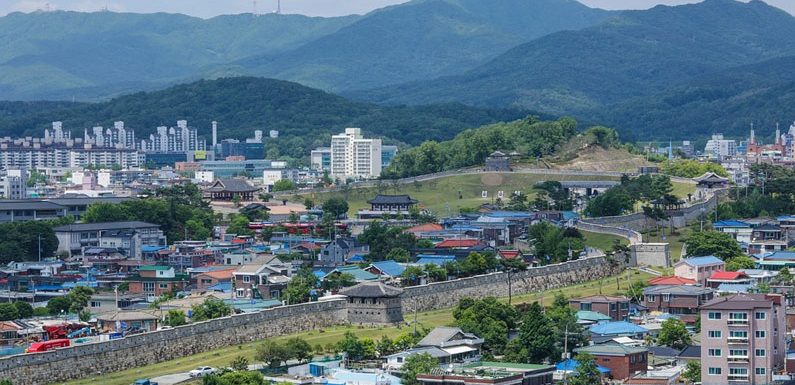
top-left (37, 234), bottom-right (42, 262)
top-left (413, 298), bottom-right (418, 336)
top-left (507, 269), bottom-right (513, 305)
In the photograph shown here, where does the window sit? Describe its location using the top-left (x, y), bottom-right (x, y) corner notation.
top-left (755, 312), bottom-right (767, 320)
top-left (662, 294), bottom-right (671, 301)
top-left (756, 368), bottom-right (766, 375)
top-left (729, 330), bottom-right (748, 338)
top-left (729, 368), bottom-right (748, 375)
top-left (755, 349), bottom-right (766, 357)
top-left (729, 349), bottom-right (748, 357)
top-left (708, 368), bottom-right (722, 375)
top-left (708, 312), bottom-right (722, 320)
top-left (756, 330), bottom-right (766, 338)
top-left (159, 283), bottom-right (168, 289)
top-left (580, 303), bottom-right (592, 311)
top-left (708, 349), bottom-right (722, 357)
top-left (708, 330), bottom-right (722, 338)
top-left (236, 289), bottom-right (244, 297)
top-left (646, 295), bottom-right (656, 302)
top-left (243, 276), bottom-right (251, 283)
top-left (90, 301), bottom-right (101, 308)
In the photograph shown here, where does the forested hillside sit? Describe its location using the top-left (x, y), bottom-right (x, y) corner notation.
top-left (0, 77), bottom-right (528, 159)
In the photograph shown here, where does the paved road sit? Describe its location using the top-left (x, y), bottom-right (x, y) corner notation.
top-left (150, 373), bottom-right (191, 385)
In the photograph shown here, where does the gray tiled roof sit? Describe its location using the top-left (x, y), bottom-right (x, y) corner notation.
top-left (208, 179), bottom-right (259, 193)
top-left (0, 200), bottom-right (66, 210)
top-left (643, 285), bottom-right (713, 296)
top-left (339, 281), bottom-right (403, 298)
top-left (700, 293), bottom-right (776, 310)
top-left (366, 194), bottom-right (417, 205)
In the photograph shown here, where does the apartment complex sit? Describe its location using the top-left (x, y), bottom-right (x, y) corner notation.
top-left (330, 128), bottom-right (382, 179)
top-left (700, 294), bottom-right (786, 385)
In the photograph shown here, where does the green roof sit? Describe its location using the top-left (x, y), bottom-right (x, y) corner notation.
top-left (464, 361), bottom-right (554, 371)
top-left (577, 310), bottom-right (612, 322)
top-left (138, 266), bottom-right (172, 271)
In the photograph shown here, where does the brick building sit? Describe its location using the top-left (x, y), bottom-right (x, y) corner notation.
top-left (126, 266), bottom-right (189, 300)
top-left (574, 344), bottom-right (648, 380)
top-left (643, 285), bottom-right (714, 324)
top-left (569, 295), bottom-right (630, 321)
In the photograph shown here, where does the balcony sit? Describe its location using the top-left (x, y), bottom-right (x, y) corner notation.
top-left (727, 356), bottom-right (749, 363)
top-left (728, 319), bottom-right (749, 326)
top-left (728, 375), bottom-right (749, 381)
top-left (727, 337), bottom-right (749, 344)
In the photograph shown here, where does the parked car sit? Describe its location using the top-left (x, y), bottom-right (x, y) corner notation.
top-left (133, 380), bottom-right (158, 385)
top-left (189, 366), bottom-right (217, 377)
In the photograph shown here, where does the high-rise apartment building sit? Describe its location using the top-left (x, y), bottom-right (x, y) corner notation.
top-left (701, 294), bottom-right (786, 385)
top-left (330, 128), bottom-right (382, 179)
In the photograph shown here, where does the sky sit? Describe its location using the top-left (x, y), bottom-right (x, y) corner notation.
top-left (0, 0), bottom-right (793, 18)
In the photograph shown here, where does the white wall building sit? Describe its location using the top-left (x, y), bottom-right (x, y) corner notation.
top-left (195, 170), bottom-right (215, 183)
top-left (330, 128), bottom-right (382, 180)
top-left (705, 134), bottom-right (737, 160)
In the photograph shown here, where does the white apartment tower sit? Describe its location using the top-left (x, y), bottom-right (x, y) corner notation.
top-left (330, 128), bottom-right (382, 179)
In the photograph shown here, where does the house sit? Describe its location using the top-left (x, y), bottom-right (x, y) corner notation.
top-left (232, 256), bottom-right (291, 300)
top-left (404, 223), bottom-right (443, 237)
top-left (358, 194), bottom-right (418, 219)
top-left (365, 260), bottom-right (406, 280)
top-left (435, 239), bottom-right (482, 249)
top-left (755, 251), bottom-right (795, 270)
top-left (555, 358), bottom-right (611, 380)
top-left (323, 265), bottom-right (379, 283)
top-left (569, 295), bottom-right (630, 321)
top-left (589, 321), bottom-right (649, 342)
top-left (126, 266), bottom-right (189, 299)
top-left (674, 256), bottom-right (725, 286)
top-left (700, 294), bottom-right (786, 385)
top-left (643, 285), bottom-right (715, 324)
top-left (777, 215), bottom-right (795, 239)
top-left (340, 281), bottom-right (403, 324)
top-left (575, 310), bottom-right (612, 326)
top-left (54, 221), bottom-right (167, 258)
top-left (194, 268), bottom-right (235, 291)
top-left (738, 269), bottom-right (779, 285)
top-left (706, 271), bottom-right (752, 288)
top-left (319, 238), bottom-right (369, 266)
top-left (205, 178), bottom-right (260, 201)
top-left (96, 310), bottom-right (159, 333)
top-left (386, 327), bottom-right (484, 371)
top-left (713, 220), bottom-right (753, 244)
top-left (574, 343), bottom-right (648, 381)
top-left (416, 255), bottom-right (457, 267)
top-left (87, 293), bottom-right (147, 314)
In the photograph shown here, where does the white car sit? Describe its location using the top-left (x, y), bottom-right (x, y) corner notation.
top-left (188, 366), bottom-right (217, 377)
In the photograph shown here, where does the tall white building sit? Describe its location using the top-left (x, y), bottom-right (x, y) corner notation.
top-left (330, 128), bottom-right (382, 180)
top-left (705, 134), bottom-right (737, 160)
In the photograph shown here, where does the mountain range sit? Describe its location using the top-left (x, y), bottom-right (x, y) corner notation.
top-left (2, 0), bottom-right (795, 143)
top-left (0, 0), bottom-right (610, 100)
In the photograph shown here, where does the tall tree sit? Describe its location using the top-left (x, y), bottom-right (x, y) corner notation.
top-left (506, 302), bottom-right (557, 363)
top-left (684, 231), bottom-right (743, 260)
top-left (568, 352), bottom-right (601, 385)
top-left (656, 318), bottom-right (692, 350)
top-left (400, 353), bottom-right (438, 385)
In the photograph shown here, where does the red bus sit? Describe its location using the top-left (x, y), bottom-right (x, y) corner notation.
top-left (27, 339), bottom-right (70, 353)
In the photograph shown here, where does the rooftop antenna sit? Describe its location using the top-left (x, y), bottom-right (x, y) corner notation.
top-left (253, 0), bottom-right (258, 16)
top-left (44, 3), bottom-right (51, 12)
top-left (277, 0), bottom-right (281, 14)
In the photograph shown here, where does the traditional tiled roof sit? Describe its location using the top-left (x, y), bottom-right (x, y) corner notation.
top-left (207, 178), bottom-right (259, 193)
top-left (366, 194), bottom-right (417, 205)
top-left (417, 327), bottom-right (480, 347)
top-left (339, 281), bottom-right (403, 298)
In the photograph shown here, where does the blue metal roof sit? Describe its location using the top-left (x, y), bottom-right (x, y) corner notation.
top-left (589, 321), bottom-right (648, 336)
top-left (416, 255), bottom-right (457, 266)
top-left (777, 215), bottom-right (795, 221)
top-left (346, 255), bottom-right (366, 263)
top-left (484, 211), bottom-right (533, 219)
top-left (207, 282), bottom-right (232, 292)
top-left (28, 284), bottom-right (63, 292)
top-left (369, 260), bottom-right (406, 277)
top-left (141, 245), bottom-right (166, 253)
top-left (680, 256), bottom-right (723, 267)
top-left (762, 251), bottom-right (795, 261)
top-left (717, 283), bottom-right (752, 293)
top-left (713, 220), bottom-right (751, 228)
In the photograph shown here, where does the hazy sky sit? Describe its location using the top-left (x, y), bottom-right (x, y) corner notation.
top-left (1, 0), bottom-right (793, 18)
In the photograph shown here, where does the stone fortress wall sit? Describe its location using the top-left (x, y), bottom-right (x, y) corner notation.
top-left (0, 256), bottom-right (615, 385)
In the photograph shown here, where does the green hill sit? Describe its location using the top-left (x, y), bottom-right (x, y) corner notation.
top-left (0, 77), bottom-right (528, 158)
top-left (358, 0), bottom-right (795, 115)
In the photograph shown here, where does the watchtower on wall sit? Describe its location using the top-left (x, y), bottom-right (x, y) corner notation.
top-left (340, 281), bottom-right (404, 325)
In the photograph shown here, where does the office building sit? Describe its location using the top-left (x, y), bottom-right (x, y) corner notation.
top-left (330, 128), bottom-right (382, 179)
top-left (704, 134), bottom-right (737, 160)
top-left (53, 221), bottom-right (167, 258)
top-left (0, 169), bottom-right (28, 199)
top-left (700, 294), bottom-right (786, 385)
top-left (311, 147), bottom-right (331, 171)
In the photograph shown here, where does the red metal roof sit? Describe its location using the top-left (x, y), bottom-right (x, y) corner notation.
top-left (434, 239), bottom-right (481, 248)
top-left (709, 271), bottom-right (748, 281)
top-left (648, 276), bottom-right (696, 285)
top-left (498, 250), bottom-right (521, 260)
top-left (405, 223), bottom-right (443, 233)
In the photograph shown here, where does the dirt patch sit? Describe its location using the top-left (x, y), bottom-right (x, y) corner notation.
top-left (481, 173), bottom-right (505, 186)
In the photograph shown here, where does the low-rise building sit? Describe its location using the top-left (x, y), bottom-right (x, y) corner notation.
top-left (232, 256), bottom-right (291, 300)
top-left (674, 256), bottom-right (725, 286)
top-left (574, 343), bottom-right (648, 380)
top-left (700, 294), bottom-right (786, 385)
top-left (416, 362), bottom-right (554, 385)
top-left (358, 194), bottom-right (418, 219)
top-left (126, 266), bottom-right (189, 300)
top-left (713, 220), bottom-right (753, 244)
top-left (569, 295), bottom-right (630, 321)
top-left (54, 221), bottom-right (166, 258)
top-left (96, 310), bottom-right (159, 333)
top-left (205, 178), bottom-right (260, 201)
top-left (386, 327), bottom-right (483, 371)
top-left (643, 285), bottom-right (715, 324)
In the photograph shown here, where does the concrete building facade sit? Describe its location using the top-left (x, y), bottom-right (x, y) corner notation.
top-left (330, 128), bottom-right (382, 180)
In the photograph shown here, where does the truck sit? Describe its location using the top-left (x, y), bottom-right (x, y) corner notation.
top-left (26, 339), bottom-right (70, 353)
top-left (132, 380), bottom-right (158, 385)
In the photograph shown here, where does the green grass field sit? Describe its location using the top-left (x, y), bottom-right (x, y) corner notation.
top-left (580, 230), bottom-right (628, 251)
top-left (64, 270), bottom-right (653, 385)
top-left (294, 172), bottom-right (695, 217)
